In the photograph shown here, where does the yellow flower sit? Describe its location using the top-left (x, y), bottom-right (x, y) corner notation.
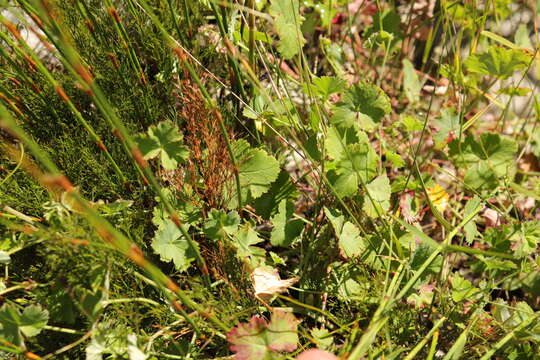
top-left (426, 184), bottom-right (449, 213)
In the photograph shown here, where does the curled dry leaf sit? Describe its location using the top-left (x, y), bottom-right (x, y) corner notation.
top-left (422, 85), bottom-right (447, 95)
top-left (516, 196), bottom-right (535, 214)
top-left (483, 208), bottom-right (503, 228)
top-left (518, 153), bottom-right (540, 173)
top-left (252, 266), bottom-right (299, 302)
top-left (297, 349), bottom-right (338, 360)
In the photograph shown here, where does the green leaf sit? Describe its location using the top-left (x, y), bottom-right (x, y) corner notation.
top-left (86, 336), bottom-right (106, 360)
top-left (400, 115), bottom-right (423, 132)
top-left (473, 133), bottom-right (518, 175)
top-left (330, 169), bottom-right (357, 198)
top-left (365, 30), bottom-right (395, 51)
top-left (243, 95), bottom-right (270, 120)
top-left (450, 133), bottom-right (517, 190)
top-left (152, 188), bottom-right (202, 227)
top-left (324, 125), bottom-right (366, 160)
top-left (492, 0), bottom-right (512, 19)
top-left (509, 221), bottom-right (540, 258)
top-left (324, 208), bottom-right (366, 258)
top-left (0, 306), bottom-right (21, 345)
top-left (385, 150), bottom-right (405, 168)
top-left (433, 108), bottom-right (460, 150)
top-left (464, 46), bottom-right (531, 79)
top-left (497, 86), bottom-right (532, 96)
top-left (331, 263), bottom-right (371, 301)
top-left (0, 304), bottom-right (49, 346)
top-left (325, 208), bottom-right (365, 258)
top-left (339, 222), bottom-right (365, 258)
top-left (84, 324), bottom-right (128, 360)
top-left (409, 242), bottom-right (443, 278)
top-left (46, 286), bottom-right (76, 325)
top-left (237, 27), bottom-right (273, 44)
top-left (503, 301), bottom-right (537, 329)
top-left (340, 82), bottom-right (391, 123)
top-left (406, 285), bottom-right (435, 308)
top-left (363, 174), bottom-right (391, 218)
top-left (310, 328), bottom-right (334, 350)
top-left (269, 0), bottom-right (305, 59)
top-left (79, 287), bottom-right (105, 318)
top-left (330, 106), bottom-right (376, 130)
top-left (324, 207), bottom-right (345, 234)
top-left (19, 305), bottom-right (49, 337)
top-left (136, 121), bottom-right (189, 170)
top-left (480, 257), bottom-right (517, 271)
top-left (444, 327), bottom-right (468, 360)
top-left (227, 310), bottom-right (299, 360)
top-left (482, 227), bottom-right (511, 253)
top-left (266, 311), bottom-right (299, 351)
top-left (204, 209), bottom-right (240, 240)
top-left (270, 200), bottom-right (303, 247)
top-left (402, 59), bottom-right (422, 104)
top-left (331, 141), bottom-right (378, 198)
top-left (308, 76), bottom-right (347, 100)
top-left (463, 161), bottom-right (499, 190)
top-left (231, 140), bottom-right (280, 204)
top-left (152, 219), bottom-right (196, 272)
top-left (515, 24), bottom-right (533, 50)
top-left (451, 275), bottom-right (480, 302)
top-left (231, 223), bottom-right (266, 266)
top-left (127, 334), bottom-right (147, 360)
top-left (363, 9), bottom-right (403, 40)
top-left (304, 134), bottom-right (322, 162)
top-left (463, 196), bottom-right (481, 244)
top-left (269, 251), bottom-right (286, 266)
top-left (253, 170), bottom-right (299, 220)
top-left (0, 250), bottom-right (10, 264)
top-left (98, 199), bottom-right (133, 216)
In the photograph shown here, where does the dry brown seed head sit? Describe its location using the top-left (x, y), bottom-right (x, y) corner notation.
top-left (131, 147), bottom-right (148, 168)
top-left (108, 8), bottom-right (121, 23)
top-left (128, 244), bottom-right (147, 266)
top-left (55, 86), bottom-right (70, 103)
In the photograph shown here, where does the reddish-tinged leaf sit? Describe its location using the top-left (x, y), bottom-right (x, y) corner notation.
top-left (228, 316), bottom-right (268, 360)
top-left (297, 349), bottom-right (338, 360)
top-left (266, 311), bottom-right (299, 352)
top-left (227, 310), bottom-right (299, 360)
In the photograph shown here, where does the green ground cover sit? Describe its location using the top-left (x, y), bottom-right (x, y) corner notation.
top-left (0, 0), bottom-right (539, 358)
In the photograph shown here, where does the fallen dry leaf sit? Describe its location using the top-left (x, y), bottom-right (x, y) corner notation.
top-left (483, 208), bottom-right (503, 228)
top-left (516, 196), bottom-right (535, 214)
top-left (518, 153), bottom-right (540, 173)
top-left (252, 266), bottom-right (299, 302)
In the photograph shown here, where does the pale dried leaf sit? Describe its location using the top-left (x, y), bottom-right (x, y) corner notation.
top-left (483, 208), bottom-right (502, 228)
top-left (252, 267), bottom-right (299, 302)
top-left (516, 197), bottom-right (535, 213)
